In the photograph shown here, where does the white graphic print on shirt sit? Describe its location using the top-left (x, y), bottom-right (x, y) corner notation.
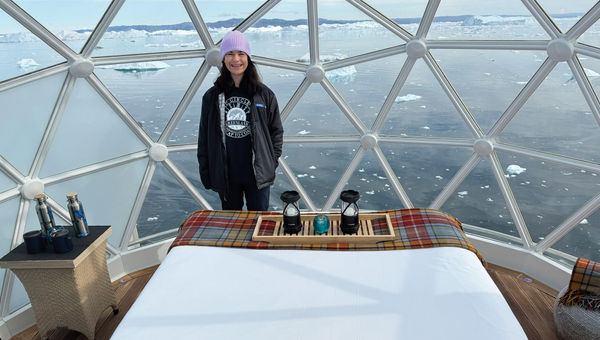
top-left (225, 96), bottom-right (251, 138)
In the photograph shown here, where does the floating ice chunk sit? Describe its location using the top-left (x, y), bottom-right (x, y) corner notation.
top-left (365, 190), bottom-right (375, 195)
top-left (147, 216), bottom-right (159, 222)
top-left (422, 126), bottom-right (430, 130)
top-left (309, 165), bottom-right (316, 169)
top-left (457, 191), bottom-right (468, 195)
top-left (358, 168), bottom-right (365, 172)
top-left (17, 58), bottom-right (39, 72)
top-left (435, 176), bottom-right (443, 180)
top-left (580, 219), bottom-right (589, 224)
top-left (486, 198), bottom-right (493, 202)
top-left (98, 61), bottom-right (171, 73)
top-left (326, 66), bottom-right (357, 83)
top-left (298, 130), bottom-right (310, 135)
top-left (297, 174), bottom-right (308, 178)
top-left (395, 94), bottom-right (422, 103)
top-left (506, 164), bottom-right (526, 175)
top-left (515, 81), bottom-right (528, 85)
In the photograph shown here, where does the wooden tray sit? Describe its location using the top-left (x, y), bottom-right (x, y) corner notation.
top-left (252, 212), bottom-right (395, 244)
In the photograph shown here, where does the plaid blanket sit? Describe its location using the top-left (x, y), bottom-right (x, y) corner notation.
top-left (560, 258), bottom-right (600, 310)
top-left (170, 208), bottom-right (483, 262)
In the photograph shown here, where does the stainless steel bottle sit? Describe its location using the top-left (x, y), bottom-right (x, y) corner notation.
top-left (34, 193), bottom-right (56, 238)
top-left (67, 192), bottom-right (89, 237)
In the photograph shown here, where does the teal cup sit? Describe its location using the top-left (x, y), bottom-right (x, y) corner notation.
top-left (313, 214), bottom-right (330, 235)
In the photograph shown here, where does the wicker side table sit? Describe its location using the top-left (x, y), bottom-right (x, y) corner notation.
top-left (0, 226), bottom-right (117, 340)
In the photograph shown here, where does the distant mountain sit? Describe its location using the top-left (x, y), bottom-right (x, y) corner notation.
top-left (73, 14), bottom-right (584, 33)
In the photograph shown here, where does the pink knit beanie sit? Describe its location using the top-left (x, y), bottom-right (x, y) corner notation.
top-left (220, 31), bottom-right (251, 59)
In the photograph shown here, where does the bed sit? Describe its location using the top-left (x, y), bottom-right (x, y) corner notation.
top-left (110, 209), bottom-right (526, 339)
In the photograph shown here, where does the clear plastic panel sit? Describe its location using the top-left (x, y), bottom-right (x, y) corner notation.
top-left (380, 58), bottom-right (473, 138)
top-left (270, 167), bottom-right (302, 212)
top-left (498, 62), bottom-right (600, 163)
top-left (0, 10), bottom-right (66, 82)
top-left (364, 0), bottom-right (428, 36)
top-left (318, 0), bottom-right (406, 60)
top-left (285, 83), bottom-right (359, 136)
top-left (246, 0), bottom-right (310, 64)
top-left (578, 56), bottom-right (600, 104)
top-left (167, 67), bottom-right (219, 146)
top-left (93, 0), bottom-right (204, 56)
top-left (381, 143), bottom-right (473, 208)
top-left (167, 151), bottom-right (221, 209)
top-left (39, 78), bottom-right (147, 177)
top-left (330, 54), bottom-right (407, 129)
top-left (195, 0), bottom-right (263, 43)
top-left (136, 161), bottom-right (206, 239)
top-left (14, 0), bottom-right (112, 53)
top-left (0, 170), bottom-right (16, 194)
top-left (432, 0), bottom-right (548, 40)
top-left (44, 158), bottom-right (149, 248)
top-left (345, 150), bottom-right (404, 210)
top-left (96, 58), bottom-right (202, 142)
top-left (0, 72), bottom-right (67, 175)
top-left (536, 0), bottom-right (596, 34)
top-left (282, 142), bottom-right (359, 209)
top-left (441, 157), bottom-right (519, 238)
top-left (0, 198), bottom-right (19, 292)
top-left (497, 151), bottom-right (600, 243)
top-left (432, 49), bottom-right (544, 133)
top-left (548, 206), bottom-right (600, 263)
top-left (258, 65), bottom-right (306, 113)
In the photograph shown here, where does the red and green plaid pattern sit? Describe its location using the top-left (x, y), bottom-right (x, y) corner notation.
top-left (170, 208), bottom-right (483, 261)
top-left (560, 258), bottom-right (600, 310)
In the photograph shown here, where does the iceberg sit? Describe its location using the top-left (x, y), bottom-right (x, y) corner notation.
top-left (395, 94), bottom-right (422, 103)
top-left (17, 58), bottom-right (39, 72)
top-left (97, 61), bottom-right (171, 73)
top-left (506, 164), bottom-right (526, 175)
top-left (296, 53), bottom-right (357, 83)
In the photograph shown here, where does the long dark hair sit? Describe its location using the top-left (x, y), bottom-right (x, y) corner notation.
top-left (214, 57), bottom-right (262, 96)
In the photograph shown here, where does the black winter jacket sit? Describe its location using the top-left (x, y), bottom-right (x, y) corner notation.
top-left (197, 84), bottom-right (284, 194)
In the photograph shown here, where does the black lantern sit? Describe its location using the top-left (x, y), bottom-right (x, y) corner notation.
top-left (340, 190), bottom-right (360, 234)
top-left (280, 190), bottom-right (302, 235)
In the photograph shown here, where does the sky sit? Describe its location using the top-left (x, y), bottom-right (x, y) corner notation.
top-left (0, 0), bottom-right (591, 33)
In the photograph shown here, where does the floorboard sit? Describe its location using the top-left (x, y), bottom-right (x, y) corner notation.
top-left (11, 263), bottom-right (559, 340)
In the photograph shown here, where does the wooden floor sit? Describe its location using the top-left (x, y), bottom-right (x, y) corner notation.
top-left (12, 262), bottom-right (559, 340)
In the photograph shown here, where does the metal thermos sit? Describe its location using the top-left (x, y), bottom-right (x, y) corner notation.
top-left (67, 192), bottom-right (89, 237)
top-left (34, 194), bottom-right (56, 238)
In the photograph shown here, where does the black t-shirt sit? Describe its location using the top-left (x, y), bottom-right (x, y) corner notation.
top-left (224, 87), bottom-right (253, 183)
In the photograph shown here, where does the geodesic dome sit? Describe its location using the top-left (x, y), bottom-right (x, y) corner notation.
top-left (1, 0), bottom-right (599, 330)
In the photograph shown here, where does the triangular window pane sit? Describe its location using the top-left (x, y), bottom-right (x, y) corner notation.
top-left (536, 0), bottom-right (596, 34)
top-left (499, 62), bottom-right (600, 163)
top-left (282, 142), bottom-right (359, 209)
top-left (93, 0), bottom-right (203, 56)
top-left (167, 67), bottom-right (219, 146)
top-left (270, 168), bottom-right (302, 212)
top-left (382, 143), bottom-right (473, 208)
top-left (168, 151), bottom-right (221, 209)
top-left (433, 49), bottom-right (544, 133)
top-left (380, 59), bottom-right (472, 138)
top-left (578, 57), bottom-right (600, 102)
top-left (196, 0), bottom-right (262, 43)
top-left (547, 207), bottom-right (600, 263)
top-left (45, 159), bottom-right (149, 248)
top-left (9, 275), bottom-right (29, 313)
top-left (96, 58), bottom-right (202, 142)
top-left (330, 54), bottom-right (406, 128)
top-left (40, 78), bottom-right (147, 177)
top-left (441, 157), bottom-right (520, 239)
top-left (432, 0), bottom-right (549, 40)
top-left (497, 151), bottom-right (600, 243)
top-left (0, 10), bottom-right (66, 82)
top-left (259, 65), bottom-right (306, 112)
top-left (14, 0), bottom-right (111, 53)
top-left (247, 0), bottom-right (310, 63)
top-left (136, 161), bottom-right (206, 242)
top-left (285, 83), bottom-right (360, 136)
top-left (365, 0), bottom-right (428, 36)
top-left (0, 170), bottom-right (16, 194)
top-left (0, 72), bottom-right (67, 175)
top-left (318, 1), bottom-right (405, 60)
top-left (345, 151), bottom-right (403, 210)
